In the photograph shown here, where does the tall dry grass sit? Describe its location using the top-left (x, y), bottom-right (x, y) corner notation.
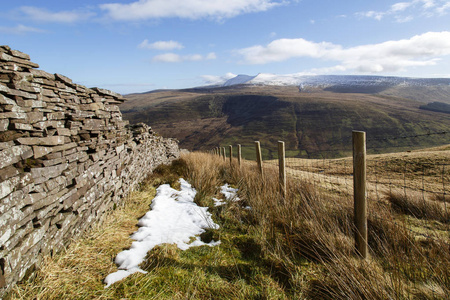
top-left (182, 152), bottom-right (450, 299)
top-left (8, 151), bottom-right (449, 299)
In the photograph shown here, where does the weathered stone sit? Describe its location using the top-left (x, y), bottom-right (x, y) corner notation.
top-left (70, 111), bottom-right (95, 120)
top-left (66, 151), bottom-right (88, 163)
top-left (33, 120), bottom-right (65, 130)
top-left (4, 86), bottom-right (38, 99)
top-left (80, 102), bottom-right (105, 111)
top-left (83, 119), bottom-right (105, 131)
top-left (0, 165), bottom-right (20, 181)
top-left (0, 141), bottom-right (14, 150)
top-left (91, 87), bottom-right (124, 100)
top-left (55, 73), bottom-right (73, 86)
top-left (42, 88), bottom-right (58, 98)
top-left (45, 151), bottom-right (62, 160)
top-left (23, 100), bottom-right (46, 108)
top-left (2, 104), bottom-right (27, 113)
top-left (45, 175), bottom-right (65, 192)
top-left (18, 136), bottom-right (65, 146)
top-left (33, 192), bottom-right (58, 211)
top-left (30, 163), bottom-right (68, 183)
top-left (52, 142), bottom-right (77, 152)
top-left (0, 93), bottom-right (16, 105)
top-left (47, 112), bottom-right (65, 120)
top-left (23, 192), bottom-right (46, 206)
top-left (0, 177), bottom-right (15, 199)
top-left (9, 49), bottom-right (30, 60)
top-left (32, 146), bottom-right (52, 159)
top-left (9, 81), bottom-right (41, 94)
top-left (0, 145), bottom-right (32, 169)
top-left (41, 156), bottom-right (66, 167)
top-left (30, 69), bottom-right (55, 80)
top-left (26, 111), bottom-right (46, 123)
top-left (12, 123), bottom-right (34, 131)
top-left (0, 119), bottom-right (8, 131)
top-left (56, 128), bottom-right (71, 136)
top-left (0, 112), bottom-right (27, 119)
top-left (0, 52), bottom-right (39, 68)
top-left (104, 105), bottom-right (121, 112)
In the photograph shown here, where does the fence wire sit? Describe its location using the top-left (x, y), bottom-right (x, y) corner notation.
top-left (214, 133), bottom-right (449, 245)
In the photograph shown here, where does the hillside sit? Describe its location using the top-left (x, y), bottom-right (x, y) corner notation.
top-left (121, 84), bottom-right (450, 159)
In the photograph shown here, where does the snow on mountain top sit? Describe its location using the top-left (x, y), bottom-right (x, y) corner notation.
top-left (223, 74), bottom-right (257, 86)
top-left (217, 73), bottom-right (450, 88)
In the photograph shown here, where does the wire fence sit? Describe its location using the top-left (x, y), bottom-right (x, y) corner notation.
top-left (212, 131), bottom-right (449, 249)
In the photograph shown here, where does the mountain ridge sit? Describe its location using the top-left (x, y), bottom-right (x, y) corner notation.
top-left (216, 73), bottom-right (450, 89)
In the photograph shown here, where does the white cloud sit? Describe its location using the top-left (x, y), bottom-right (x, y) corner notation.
top-left (357, 10), bottom-right (385, 20)
top-left (18, 6), bottom-right (94, 23)
top-left (436, 1), bottom-right (450, 14)
top-left (395, 15), bottom-right (414, 22)
top-left (205, 52), bottom-right (217, 60)
top-left (236, 38), bottom-right (338, 64)
top-left (100, 0), bottom-right (285, 21)
top-left (153, 52), bottom-right (217, 63)
top-left (139, 40), bottom-right (184, 50)
top-left (391, 2), bottom-right (412, 12)
top-left (356, 0), bottom-right (450, 22)
top-left (0, 24), bottom-right (45, 34)
top-left (235, 31), bottom-right (450, 74)
top-left (420, 0), bottom-right (436, 9)
top-left (201, 72), bottom-right (237, 85)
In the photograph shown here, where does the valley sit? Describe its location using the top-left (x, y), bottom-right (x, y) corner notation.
top-left (121, 81), bottom-right (450, 159)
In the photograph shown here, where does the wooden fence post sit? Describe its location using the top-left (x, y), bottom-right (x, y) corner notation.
top-left (222, 147), bottom-right (226, 161)
top-left (229, 145), bottom-right (233, 165)
top-left (237, 144), bottom-right (242, 167)
top-left (255, 141), bottom-right (263, 176)
top-left (278, 141), bottom-right (286, 197)
top-left (219, 147), bottom-right (223, 157)
top-left (353, 130), bottom-right (367, 258)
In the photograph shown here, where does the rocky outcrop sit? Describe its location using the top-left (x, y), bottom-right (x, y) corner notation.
top-left (0, 46), bottom-right (179, 296)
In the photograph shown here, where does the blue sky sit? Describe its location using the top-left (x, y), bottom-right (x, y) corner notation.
top-left (1, 0), bottom-right (450, 94)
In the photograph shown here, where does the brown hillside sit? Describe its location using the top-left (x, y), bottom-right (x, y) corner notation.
top-left (121, 86), bottom-right (450, 158)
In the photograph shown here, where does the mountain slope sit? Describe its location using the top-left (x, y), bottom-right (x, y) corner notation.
top-left (121, 83), bottom-right (450, 159)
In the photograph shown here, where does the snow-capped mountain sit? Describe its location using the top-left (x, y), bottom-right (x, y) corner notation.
top-left (220, 73), bottom-right (450, 88)
top-left (222, 74), bottom-right (257, 86)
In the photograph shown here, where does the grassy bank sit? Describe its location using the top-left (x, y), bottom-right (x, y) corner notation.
top-left (8, 151), bottom-right (450, 299)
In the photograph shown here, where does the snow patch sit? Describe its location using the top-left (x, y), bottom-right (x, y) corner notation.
top-left (213, 183), bottom-right (241, 207)
top-left (104, 179), bottom-right (220, 288)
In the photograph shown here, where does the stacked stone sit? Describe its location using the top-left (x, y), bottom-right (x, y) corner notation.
top-left (0, 46), bottom-right (179, 296)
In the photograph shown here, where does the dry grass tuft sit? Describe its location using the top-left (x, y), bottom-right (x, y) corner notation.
top-left (388, 190), bottom-right (449, 223)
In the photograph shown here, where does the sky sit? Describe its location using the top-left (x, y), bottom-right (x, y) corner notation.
top-left (1, 0), bottom-right (450, 94)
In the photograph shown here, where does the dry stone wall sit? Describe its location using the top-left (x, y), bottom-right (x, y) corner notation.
top-left (0, 46), bottom-right (179, 296)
